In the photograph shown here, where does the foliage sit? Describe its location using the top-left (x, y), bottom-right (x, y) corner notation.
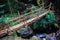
top-left (0, 0), bottom-right (59, 38)
top-left (0, 0), bottom-right (9, 15)
top-left (0, 18), bottom-right (3, 23)
top-left (0, 4), bottom-right (5, 15)
top-left (0, 0), bottom-right (7, 23)
top-left (31, 11), bottom-right (58, 29)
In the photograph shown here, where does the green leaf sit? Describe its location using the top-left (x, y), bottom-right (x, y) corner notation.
top-left (33, 21), bottom-right (39, 29)
top-left (0, 18), bottom-right (3, 23)
top-left (0, 4), bottom-right (5, 8)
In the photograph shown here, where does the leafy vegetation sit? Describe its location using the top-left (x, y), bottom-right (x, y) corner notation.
top-left (31, 11), bottom-right (58, 30)
top-left (0, 0), bottom-right (59, 38)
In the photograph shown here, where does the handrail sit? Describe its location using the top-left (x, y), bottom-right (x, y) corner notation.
top-left (8, 7), bottom-right (43, 22)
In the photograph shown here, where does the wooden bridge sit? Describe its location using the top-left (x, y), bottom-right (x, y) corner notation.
top-left (0, 10), bottom-right (49, 36)
top-left (0, 2), bottom-right (52, 37)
